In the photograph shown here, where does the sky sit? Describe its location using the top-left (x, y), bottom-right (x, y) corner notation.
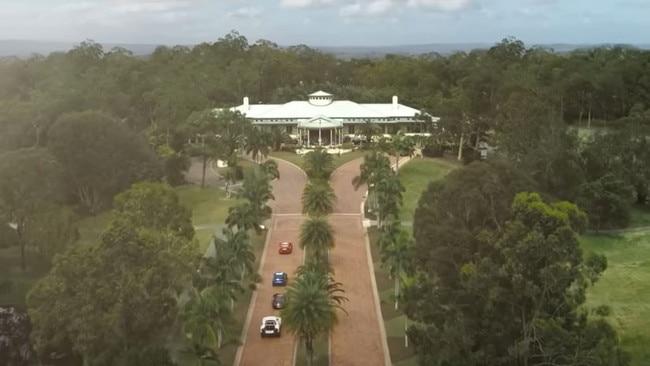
top-left (0, 0), bottom-right (648, 47)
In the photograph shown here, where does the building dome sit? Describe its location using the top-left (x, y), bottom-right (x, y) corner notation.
top-left (308, 90), bottom-right (333, 106)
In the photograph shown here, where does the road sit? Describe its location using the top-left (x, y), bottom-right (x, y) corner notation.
top-left (328, 158), bottom-right (389, 366)
top-left (235, 159), bottom-right (307, 366)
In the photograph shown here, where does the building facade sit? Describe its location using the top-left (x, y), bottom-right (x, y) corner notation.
top-left (228, 91), bottom-right (436, 146)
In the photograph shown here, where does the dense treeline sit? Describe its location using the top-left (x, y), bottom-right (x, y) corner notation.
top-left (1, 31), bottom-right (650, 365)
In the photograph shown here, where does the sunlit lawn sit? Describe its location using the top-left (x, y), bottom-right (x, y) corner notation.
top-left (398, 158), bottom-right (455, 223)
top-left (581, 230), bottom-right (650, 365)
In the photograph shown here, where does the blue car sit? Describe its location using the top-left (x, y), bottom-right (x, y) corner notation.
top-left (272, 272), bottom-right (288, 286)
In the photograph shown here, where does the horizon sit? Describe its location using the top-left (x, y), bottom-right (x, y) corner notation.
top-left (0, 1), bottom-right (648, 47)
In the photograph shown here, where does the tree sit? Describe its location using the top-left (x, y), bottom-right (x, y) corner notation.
top-left (358, 119), bottom-right (382, 146)
top-left (259, 159), bottom-right (280, 180)
top-left (183, 286), bottom-right (235, 352)
top-left (301, 179), bottom-right (337, 217)
top-left (225, 201), bottom-right (271, 235)
top-left (111, 181), bottom-right (195, 240)
top-left (377, 221), bottom-right (412, 310)
top-left (216, 227), bottom-right (255, 281)
top-left (302, 148), bottom-right (334, 180)
top-left (186, 109), bottom-right (223, 188)
top-left (299, 216), bottom-right (335, 264)
top-left (245, 127), bottom-right (270, 163)
top-left (404, 191), bottom-right (628, 365)
top-left (47, 110), bottom-right (160, 213)
top-left (280, 265), bottom-right (347, 366)
top-left (27, 184), bottom-right (197, 365)
top-left (22, 205), bottom-right (79, 264)
top-left (0, 148), bottom-right (64, 270)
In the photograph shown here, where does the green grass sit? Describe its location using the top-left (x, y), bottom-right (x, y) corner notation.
top-left (295, 334), bottom-right (329, 366)
top-left (0, 185), bottom-right (242, 306)
top-left (629, 206), bottom-right (650, 228)
top-left (368, 227), bottom-right (416, 365)
top-left (398, 158), bottom-right (455, 223)
top-left (174, 231), bottom-right (267, 366)
top-left (581, 230), bottom-right (650, 365)
top-left (269, 151), bottom-right (305, 168)
top-left (270, 149), bottom-right (368, 171)
top-left (213, 158), bottom-right (257, 178)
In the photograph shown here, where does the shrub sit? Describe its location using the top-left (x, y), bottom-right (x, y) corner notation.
top-left (280, 143), bottom-right (299, 153)
top-left (421, 144), bottom-right (444, 158)
top-left (341, 142), bottom-right (355, 150)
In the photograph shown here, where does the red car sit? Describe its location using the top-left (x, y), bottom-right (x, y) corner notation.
top-left (278, 242), bottom-right (293, 254)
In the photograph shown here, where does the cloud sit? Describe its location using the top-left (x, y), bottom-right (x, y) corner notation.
top-left (225, 6), bottom-right (263, 19)
top-left (406, 0), bottom-right (477, 12)
top-left (279, 0), bottom-right (335, 9)
top-left (340, 0), bottom-right (397, 18)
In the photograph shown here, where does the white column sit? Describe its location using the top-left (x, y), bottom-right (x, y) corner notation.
top-left (318, 128), bottom-right (322, 146)
top-left (307, 130), bottom-right (310, 146)
top-left (330, 129), bottom-right (333, 147)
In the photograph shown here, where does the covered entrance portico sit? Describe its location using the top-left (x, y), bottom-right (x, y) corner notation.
top-left (297, 115), bottom-right (344, 147)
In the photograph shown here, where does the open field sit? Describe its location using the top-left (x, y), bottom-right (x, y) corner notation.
top-left (582, 230), bottom-right (650, 365)
top-left (398, 158), bottom-right (456, 223)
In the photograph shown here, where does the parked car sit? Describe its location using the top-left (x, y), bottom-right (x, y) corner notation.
top-left (272, 272), bottom-right (288, 286)
top-left (260, 316), bottom-right (281, 338)
top-left (272, 293), bottom-right (286, 309)
top-left (278, 241), bottom-right (293, 254)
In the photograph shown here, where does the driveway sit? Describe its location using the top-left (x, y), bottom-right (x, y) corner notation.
top-left (328, 158), bottom-right (389, 366)
top-left (235, 159), bottom-right (307, 366)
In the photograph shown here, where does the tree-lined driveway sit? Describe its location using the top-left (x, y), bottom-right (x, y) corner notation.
top-left (235, 159), bottom-right (307, 366)
top-left (329, 158), bottom-right (390, 366)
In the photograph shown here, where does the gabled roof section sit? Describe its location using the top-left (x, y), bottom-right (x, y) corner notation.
top-left (297, 115), bottom-right (343, 129)
top-left (309, 90), bottom-right (333, 97)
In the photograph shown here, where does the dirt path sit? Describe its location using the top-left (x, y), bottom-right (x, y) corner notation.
top-left (235, 159), bottom-right (307, 366)
top-left (329, 158), bottom-right (390, 366)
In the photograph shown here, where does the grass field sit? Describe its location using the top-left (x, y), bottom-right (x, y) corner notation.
top-left (270, 149), bottom-right (369, 170)
top-left (581, 230), bottom-right (650, 365)
top-left (398, 158), bottom-right (456, 223)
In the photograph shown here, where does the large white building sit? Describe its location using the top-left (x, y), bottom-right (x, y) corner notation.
top-left (229, 91), bottom-right (435, 146)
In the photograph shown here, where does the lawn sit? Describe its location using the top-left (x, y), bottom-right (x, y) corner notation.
top-left (629, 205), bottom-right (650, 228)
top-left (398, 158), bottom-right (456, 223)
top-left (581, 230), bottom-right (650, 365)
top-left (368, 227), bottom-right (416, 365)
top-left (212, 158), bottom-right (257, 178)
top-left (270, 149), bottom-right (369, 171)
top-left (0, 184), bottom-right (242, 306)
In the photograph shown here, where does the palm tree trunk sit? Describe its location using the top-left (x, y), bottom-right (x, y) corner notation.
top-left (201, 156), bottom-right (208, 188)
top-left (457, 134), bottom-right (464, 162)
top-left (306, 338), bottom-right (314, 366)
top-left (217, 328), bottom-right (223, 349)
top-left (394, 273), bottom-right (400, 310)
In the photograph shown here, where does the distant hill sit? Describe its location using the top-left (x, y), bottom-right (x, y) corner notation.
top-left (1, 39), bottom-right (649, 60)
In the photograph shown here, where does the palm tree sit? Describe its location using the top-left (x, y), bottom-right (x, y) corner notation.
top-left (378, 222), bottom-right (412, 310)
top-left (183, 286), bottom-right (235, 352)
top-left (351, 150), bottom-right (391, 191)
top-left (196, 246), bottom-right (244, 310)
top-left (225, 201), bottom-right (271, 235)
top-left (302, 148), bottom-right (334, 180)
top-left (299, 216), bottom-right (335, 263)
top-left (358, 119), bottom-right (382, 146)
top-left (280, 266), bottom-right (348, 366)
top-left (301, 179), bottom-right (337, 217)
top-left (216, 227), bottom-right (254, 281)
top-left (390, 130), bottom-right (415, 171)
top-left (269, 127), bottom-right (291, 151)
top-left (245, 128), bottom-right (271, 163)
top-left (374, 171), bottom-right (405, 228)
top-left (259, 159), bottom-right (280, 180)
top-left (239, 168), bottom-right (275, 207)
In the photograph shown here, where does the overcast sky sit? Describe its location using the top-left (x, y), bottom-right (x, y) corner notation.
top-left (1, 0), bottom-right (648, 47)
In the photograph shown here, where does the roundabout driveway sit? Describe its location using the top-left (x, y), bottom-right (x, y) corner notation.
top-left (235, 159), bottom-right (307, 366)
